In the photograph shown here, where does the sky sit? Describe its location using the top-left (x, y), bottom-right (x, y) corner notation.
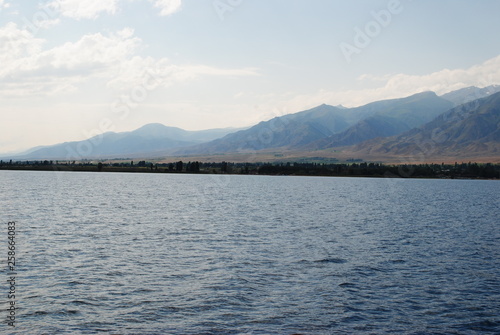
top-left (1, 0), bottom-right (500, 154)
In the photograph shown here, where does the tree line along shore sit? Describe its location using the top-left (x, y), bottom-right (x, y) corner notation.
top-left (1, 160), bottom-right (499, 179)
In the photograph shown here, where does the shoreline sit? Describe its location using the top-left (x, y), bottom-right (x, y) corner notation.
top-left (1, 162), bottom-right (499, 180)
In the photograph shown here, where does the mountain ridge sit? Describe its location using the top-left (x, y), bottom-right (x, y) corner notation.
top-left (349, 91), bottom-right (500, 160)
top-left (3, 124), bottom-right (245, 160)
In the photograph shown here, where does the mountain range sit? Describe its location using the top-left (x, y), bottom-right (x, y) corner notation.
top-left (304, 91), bottom-right (454, 149)
top-left (174, 91), bottom-right (456, 155)
top-left (352, 91), bottom-right (500, 161)
top-left (3, 85), bottom-right (500, 162)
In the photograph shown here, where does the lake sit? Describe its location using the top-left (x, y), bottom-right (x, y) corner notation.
top-left (1, 170), bottom-right (499, 334)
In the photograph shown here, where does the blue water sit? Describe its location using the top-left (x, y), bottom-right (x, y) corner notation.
top-left (1, 170), bottom-right (499, 334)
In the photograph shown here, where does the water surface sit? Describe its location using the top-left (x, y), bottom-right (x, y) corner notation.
top-left (1, 171), bottom-right (499, 334)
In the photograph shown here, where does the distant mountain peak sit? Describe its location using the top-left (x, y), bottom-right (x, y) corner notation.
top-left (410, 91), bottom-right (439, 98)
top-left (309, 103), bottom-right (335, 110)
top-left (134, 123), bottom-right (181, 132)
top-left (440, 85), bottom-right (500, 106)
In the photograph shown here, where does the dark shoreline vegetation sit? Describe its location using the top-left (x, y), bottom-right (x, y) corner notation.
top-left (1, 159), bottom-right (499, 179)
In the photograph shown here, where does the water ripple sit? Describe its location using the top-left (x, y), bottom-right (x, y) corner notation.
top-left (1, 172), bottom-right (499, 334)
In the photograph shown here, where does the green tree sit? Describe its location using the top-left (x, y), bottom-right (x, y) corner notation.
top-left (176, 161), bottom-right (183, 172)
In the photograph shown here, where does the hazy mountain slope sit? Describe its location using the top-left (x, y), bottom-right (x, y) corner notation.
top-left (353, 91), bottom-right (500, 158)
top-left (316, 115), bottom-right (411, 147)
top-left (7, 124), bottom-right (242, 160)
top-left (307, 92), bottom-right (454, 149)
top-left (440, 85), bottom-right (500, 106)
top-left (175, 104), bottom-right (351, 154)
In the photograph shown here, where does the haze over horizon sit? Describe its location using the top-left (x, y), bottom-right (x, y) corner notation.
top-left (2, 0), bottom-right (500, 154)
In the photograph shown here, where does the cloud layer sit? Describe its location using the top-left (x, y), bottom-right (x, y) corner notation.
top-left (281, 55), bottom-right (500, 112)
top-left (0, 23), bottom-right (258, 97)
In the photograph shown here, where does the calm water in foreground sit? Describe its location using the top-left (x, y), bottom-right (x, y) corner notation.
top-left (0, 170), bottom-right (499, 334)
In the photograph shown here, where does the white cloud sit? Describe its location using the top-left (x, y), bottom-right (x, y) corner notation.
top-left (48, 0), bottom-right (119, 19)
top-left (0, 24), bottom-right (141, 95)
top-left (106, 59), bottom-right (259, 92)
top-left (374, 56), bottom-right (500, 97)
top-left (44, 0), bottom-right (183, 20)
top-left (278, 55), bottom-right (500, 112)
top-left (0, 22), bottom-right (45, 67)
top-left (0, 0), bottom-right (10, 9)
top-left (0, 23), bottom-right (258, 97)
top-left (150, 0), bottom-right (182, 16)
top-left (47, 28), bottom-right (140, 70)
